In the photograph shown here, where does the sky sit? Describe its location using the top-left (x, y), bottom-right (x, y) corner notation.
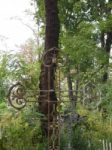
top-left (0, 0), bottom-right (36, 52)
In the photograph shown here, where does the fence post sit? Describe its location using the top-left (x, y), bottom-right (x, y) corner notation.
top-left (103, 140), bottom-right (105, 150)
top-left (109, 142), bottom-right (112, 150)
top-left (106, 140), bottom-right (108, 150)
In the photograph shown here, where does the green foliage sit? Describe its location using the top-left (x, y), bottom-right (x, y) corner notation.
top-left (0, 0), bottom-right (112, 149)
top-left (0, 104), bottom-right (46, 150)
top-left (35, 0), bottom-right (45, 23)
top-left (59, 105), bottom-right (112, 150)
top-left (98, 81), bottom-right (112, 116)
top-left (0, 54), bottom-right (10, 101)
top-left (100, 15), bottom-right (112, 32)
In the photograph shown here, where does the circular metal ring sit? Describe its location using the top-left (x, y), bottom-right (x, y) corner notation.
top-left (8, 82), bottom-right (26, 110)
top-left (43, 47), bottom-right (58, 67)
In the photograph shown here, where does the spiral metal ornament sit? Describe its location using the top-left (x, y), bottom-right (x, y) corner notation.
top-left (8, 82), bottom-right (26, 110)
top-left (43, 47), bottom-right (58, 67)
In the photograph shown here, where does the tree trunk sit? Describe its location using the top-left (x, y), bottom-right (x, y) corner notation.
top-left (102, 1), bottom-right (112, 82)
top-left (38, 0), bottom-right (60, 136)
top-left (102, 31), bottom-right (112, 82)
top-left (67, 67), bottom-right (76, 108)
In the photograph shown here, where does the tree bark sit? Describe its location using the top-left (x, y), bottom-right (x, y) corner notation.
top-left (38, 0), bottom-right (60, 136)
top-left (102, 0), bottom-right (112, 82)
top-left (102, 31), bottom-right (112, 82)
top-left (67, 67), bottom-right (77, 108)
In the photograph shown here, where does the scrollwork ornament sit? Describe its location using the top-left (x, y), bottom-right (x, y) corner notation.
top-left (43, 47), bottom-right (58, 67)
top-left (8, 82), bottom-right (26, 110)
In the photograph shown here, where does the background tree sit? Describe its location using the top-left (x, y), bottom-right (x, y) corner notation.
top-left (0, 0), bottom-right (112, 149)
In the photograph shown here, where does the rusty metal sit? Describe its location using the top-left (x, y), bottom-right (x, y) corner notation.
top-left (8, 82), bottom-right (26, 110)
top-left (8, 47), bottom-right (60, 150)
top-left (8, 47), bottom-right (101, 149)
top-left (43, 47), bottom-right (60, 150)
